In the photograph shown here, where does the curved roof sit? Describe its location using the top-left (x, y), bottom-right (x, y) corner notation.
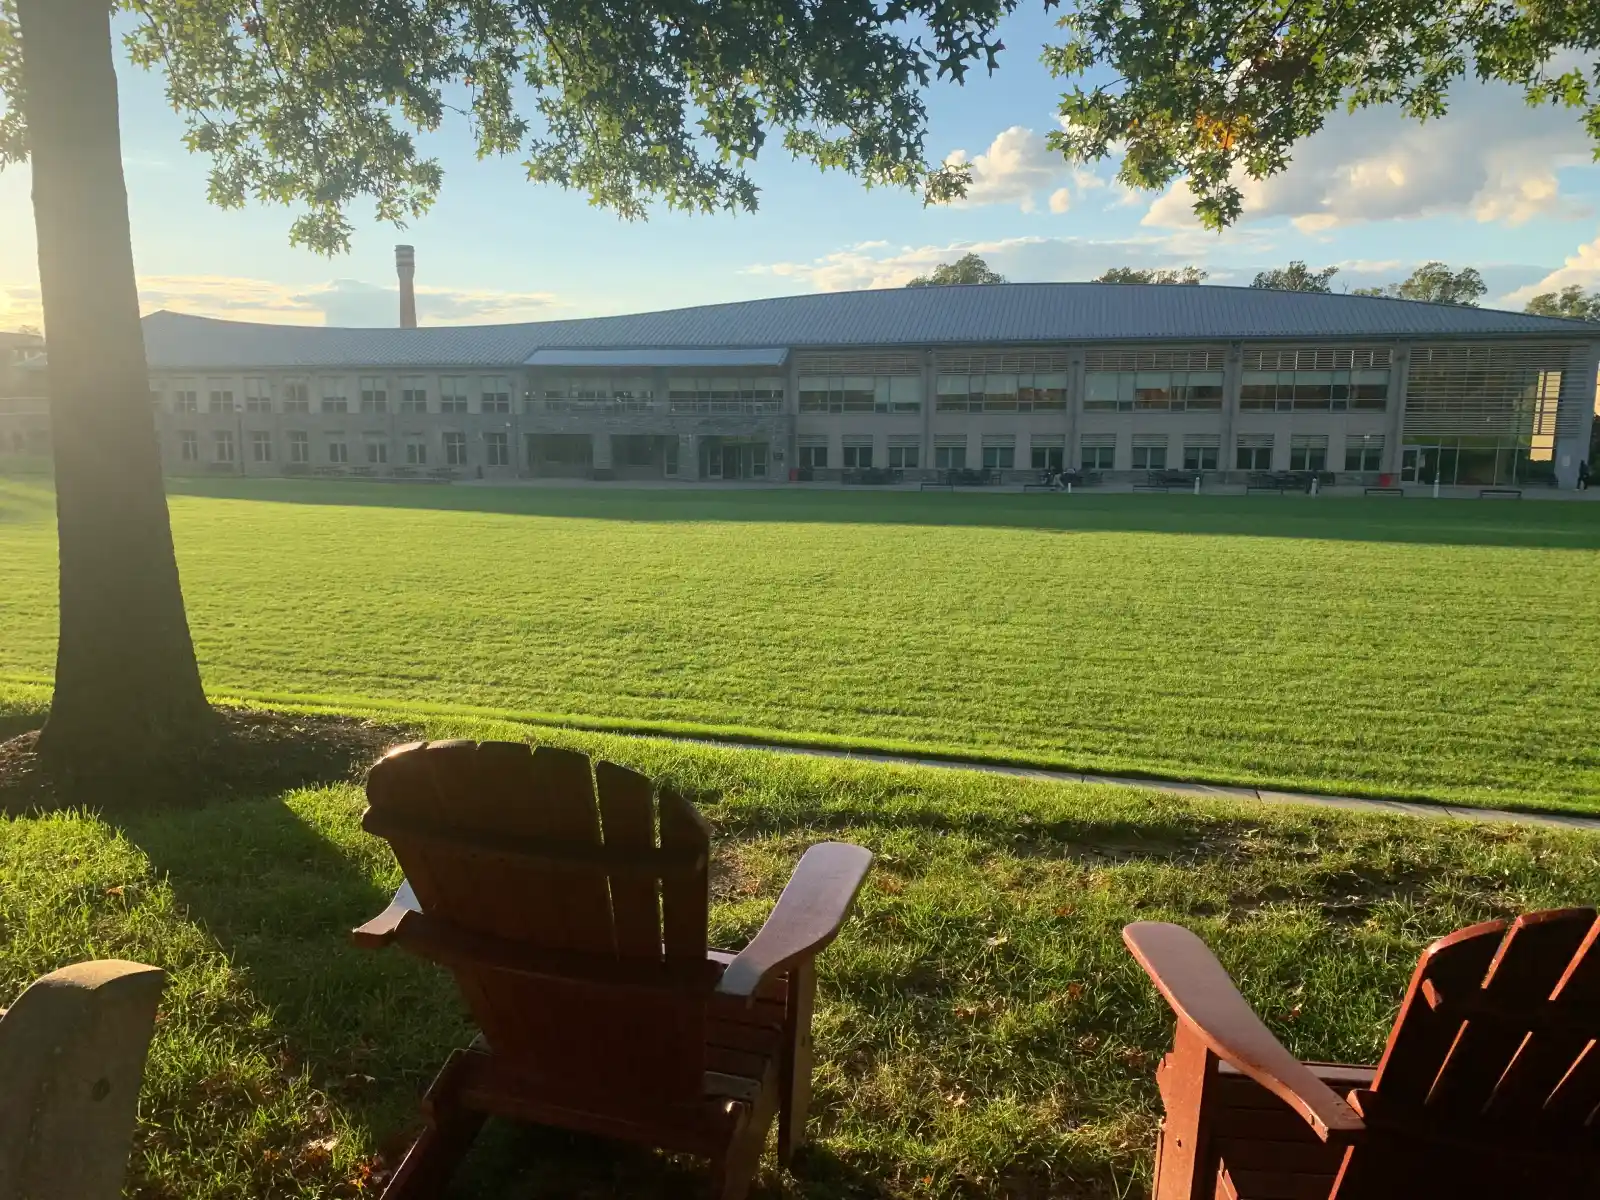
top-left (140, 283), bottom-right (1599, 370)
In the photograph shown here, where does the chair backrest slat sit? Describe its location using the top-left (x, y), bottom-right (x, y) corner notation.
top-left (659, 787), bottom-right (711, 967)
top-left (364, 741), bottom-right (713, 1109)
top-left (596, 761), bottom-right (665, 961)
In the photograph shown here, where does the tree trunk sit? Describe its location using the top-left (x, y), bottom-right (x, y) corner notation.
top-left (18, 0), bottom-right (212, 767)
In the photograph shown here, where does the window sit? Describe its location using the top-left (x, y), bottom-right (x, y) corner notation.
top-left (287, 431), bottom-right (310, 463)
top-left (936, 373), bottom-right (1065, 412)
top-left (485, 431), bottom-right (509, 466)
top-left (1240, 368), bottom-right (1390, 412)
top-left (174, 389), bottom-right (199, 413)
top-left (1344, 437), bottom-right (1384, 472)
top-left (283, 380), bottom-right (311, 413)
top-left (669, 376), bottom-right (784, 414)
top-left (245, 378), bottom-right (272, 412)
top-left (249, 430), bottom-right (273, 462)
top-left (321, 380), bottom-right (348, 413)
top-left (934, 443), bottom-right (966, 470)
top-left (1085, 370), bottom-right (1223, 412)
top-left (1289, 436), bottom-right (1328, 472)
top-left (481, 376), bottom-right (512, 413)
top-left (1236, 440), bottom-right (1273, 471)
top-left (366, 439), bottom-right (389, 465)
top-left (328, 440), bottom-right (349, 464)
top-left (1031, 444), bottom-right (1065, 471)
top-left (982, 442), bottom-right (1015, 470)
top-left (405, 439), bottom-right (427, 465)
top-left (214, 430), bottom-right (236, 463)
top-left (799, 375), bottom-right (921, 413)
top-left (798, 443), bottom-right (828, 469)
top-left (1131, 440), bottom-right (1167, 470)
top-left (1080, 438), bottom-right (1115, 471)
top-left (360, 376), bottom-right (388, 413)
top-left (543, 375), bottom-right (659, 411)
top-left (208, 381), bottom-right (234, 413)
top-left (399, 377), bottom-right (428, 413)
top-left (842, 444), bottom-right (873, 469)
top-left (179, 430), bottom-right (199, 461)
top-left (439, 376), bottom-right (469, 413)
top-left (444, 432), bottom-right (467, 465)
top-left (888, 444), bottom-right (920, 470)
top-left (1182, 441), bottom-right (1220, 471)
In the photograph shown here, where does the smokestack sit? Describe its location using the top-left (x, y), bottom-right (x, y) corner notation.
top-left (395, 244), bottom-right (417, 329)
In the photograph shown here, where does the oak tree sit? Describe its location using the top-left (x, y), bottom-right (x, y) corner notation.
top-left (906, 252), bottom-right (1007, 286)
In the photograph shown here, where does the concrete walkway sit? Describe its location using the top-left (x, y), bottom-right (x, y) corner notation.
top-left (668, 736), bottom-right (1600, 831)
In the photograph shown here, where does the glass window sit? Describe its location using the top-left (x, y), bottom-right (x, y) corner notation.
top-left (283, 381), bottom-right (310, 413)
top-left (1032, 445), bottom-right (1065, 471)
top-left (1133, 372), bottom-right (1173, 410)
top-left (174, 389), bottom-right (199, 413)
top-left (443, 432), bottom-right (467, 465)
top-left (328, 440), bottom-right (349, 464)
top-left (1289, 442), bottom-right (1327, 471)
top-left (1084, 372), bottom-right (1129, 411)
top-left (888, 444), bottom-right (920, 469)
top-left (213, 430), bottom-right (236, 462)
top-left (1132, 443), bottom-right (1167, 470)
top-left (245, 378), bottom-right (272, 412)
top-left (482, 376), bottom-right (511, 413)
top-left (1237, 444), bottom-right (1273, 471)
top-left (799, 444), bottom-right (828, 469)
top-left (842, 445), bottom-right (873, 469)
top-left (1352, 370), bottom-right (1389, 410)
top-left (1344, 438), bottom-right (1384, 472)
top-left (982, 444), bottom-right (1015, 469)
top-left (399, 378), bottom-right (428, 413)
top-left (179, 430), bottom-right (199, 461)
top-left (1183, 444), bottom-right (1219, 471)
top-left (486, 432), bottom-right (509, 465)
top-left (321, 380), bottom-right (347, 413)
top-left (208, 383), bottom-right (234, 414)
top-left (366, 440), bottom-right (389, 465)
top-left (936, 375), bottom-right (971, 412)
top-left (934, 444), bottom-right (966, 470)
top-left (360, 376), bottom-right (388, 413)
top-left (287, 431), bottom-right (310, 463)
top-left (1176, 371), bottom-right (1224, 409)
top-left (887, 376), bottom-right (922, 412)
top-left (982, 375), bottom-right (1019, 412)
top-left (440, 376), bottom-right (469, 413)
top-left (249, 430), bottom-right (272, 462)
top-left (1081, 441), bottom-right (1115, 471)
top-left (405, 440), bottom-right (427, 465)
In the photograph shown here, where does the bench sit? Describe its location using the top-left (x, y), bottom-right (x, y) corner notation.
top-left (1364, 486), bottom-right (1405, 496)
top-left (1245, 483), bottom-right (1286, 494)
top-left (1021, 483), bottom-right (1055, 492)
top-left (1133, 483), bottom-right (1171, 492)
top-left (1480, 487), bottom-right (1522, 499)
top-left (919, 481), bottom-right (954, 492)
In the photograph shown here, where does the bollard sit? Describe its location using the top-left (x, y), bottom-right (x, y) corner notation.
top-left (1193, 475), bottom-right (1201, 496)
top-left (1432, 477), bottom-right (1440, 499)
top-left (1066, 480), bottom-right (1072, 495)
top-left (1310, 476), bottom-right (1319, 497)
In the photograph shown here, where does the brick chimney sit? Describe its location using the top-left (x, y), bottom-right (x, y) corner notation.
top-left (395, 244), bottom-right (417, 328)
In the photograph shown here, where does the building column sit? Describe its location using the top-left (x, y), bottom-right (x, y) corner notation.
top-left (591, 431), bottom-right (613, 478)
top-left (921, 348), bottom-right (936, 467)
top-left (677, 433), bottom-right (698, 480)
top-left (1553, 343), bottom-right (1599, 488)
top-left (1065, 349), bottom-right (1084, 468)
top-left (1384, 344), bottom-right (1410, 476)
top-left (1219, 341), bottom-right (1242, 475)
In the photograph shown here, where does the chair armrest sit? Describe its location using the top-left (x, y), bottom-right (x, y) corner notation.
top-left (716, 842), bottom-right (872, 1000)
top-left (1124, 922), bottom-right (1365, 1144)
top-left (351, 880), bottom-right (421, 948)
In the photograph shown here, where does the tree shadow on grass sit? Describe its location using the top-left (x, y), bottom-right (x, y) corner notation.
top-left (166, 477), bottom-right (1600, 550)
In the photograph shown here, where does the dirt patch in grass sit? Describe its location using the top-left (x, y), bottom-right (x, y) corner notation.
top-left (0, 707), bottom-right (411, 815)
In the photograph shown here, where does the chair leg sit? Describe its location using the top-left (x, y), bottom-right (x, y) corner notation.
top-left (380, 1049), bottom-right (487, 1199)
top-left (777, 962), bottom-right (816, 1167)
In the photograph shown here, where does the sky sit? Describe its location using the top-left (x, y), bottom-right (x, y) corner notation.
top-left (2, 8), bottom-right (1599, 331)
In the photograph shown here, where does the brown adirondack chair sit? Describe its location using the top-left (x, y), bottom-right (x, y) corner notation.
top-left (1124, 909), bottom-right (1600, 1199)
top-left (352, 740), bottom-right (872, 1200)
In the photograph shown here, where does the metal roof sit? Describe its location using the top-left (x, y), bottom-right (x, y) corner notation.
top-left (524, 347), bottom-right (789, 369)
top-left (140, 284), bottom-right (1600, 370)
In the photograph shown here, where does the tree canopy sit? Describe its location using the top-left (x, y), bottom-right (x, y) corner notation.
top-left (906, 252), bottom-right (1006, 287)
top-left (1093, 266), bottom-right (1208, 285)
top-left (1353, 262), bottom-right (1487, 306)
top-left (1043, 0), bottom-right (1600, 228)
top-left (1525, 285), bottom-right (1600, 322)
top-left (1249, 261), bottom-right (1338, 292)
top-left (0, 0), bottom-right (1020, 254)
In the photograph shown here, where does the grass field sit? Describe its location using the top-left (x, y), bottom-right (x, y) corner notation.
top-left (2, 477), bottom-right (1598, 811)
top-left (6, 704), bottom-right (1600, 1199)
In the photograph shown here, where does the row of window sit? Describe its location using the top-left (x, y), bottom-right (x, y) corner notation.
top-left (175, 429), bottom-right (509, 467)
top-left (166, 376), bottom-right (513, 416)
top-left (796, 435), bottom-right (1388, 473)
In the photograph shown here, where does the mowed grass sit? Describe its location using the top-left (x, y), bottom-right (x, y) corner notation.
top-left (2, 477), bottom-right (1599, 810)
top-left (7, 708), bottom-right (1600, 1199)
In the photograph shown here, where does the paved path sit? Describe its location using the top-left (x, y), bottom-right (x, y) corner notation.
top-left (667, 736), bottom-right (1600, 831)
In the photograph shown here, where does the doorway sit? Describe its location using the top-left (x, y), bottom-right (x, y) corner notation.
top-left (700, 438), bottom-right (768, 480)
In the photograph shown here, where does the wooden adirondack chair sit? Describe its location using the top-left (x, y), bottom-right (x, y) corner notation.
top-left (352, 740), bottom-right (872, 1200)
top-left (1124, 909), bottom-right (1600, 1200)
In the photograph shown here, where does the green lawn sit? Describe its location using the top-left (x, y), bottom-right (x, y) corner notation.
top-left (5, 707), bottom-right (1600, 1199)
top-left (2, 478), bottom-right (1598, 810)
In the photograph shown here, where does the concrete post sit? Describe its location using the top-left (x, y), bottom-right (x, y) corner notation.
top-left (1066, 350), bottom-right (1084, 473)
top-left (1219, 341), bottom-right (1242, 478)
top-left (921, 348), bottom-right (936, 472)
top-left (0, 961), bottom-right (166, 1200)
top-left (1384, 345), bottom-right (1410, 477)
top-left (1553, 343), bottom-right (1599, 488)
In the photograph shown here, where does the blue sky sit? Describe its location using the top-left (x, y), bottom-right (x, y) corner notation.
top-left (3, 6), bottom-right (1599, 329)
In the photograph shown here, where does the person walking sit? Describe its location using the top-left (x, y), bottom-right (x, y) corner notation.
top-left (1579, 459), bottom-right (1591, 491)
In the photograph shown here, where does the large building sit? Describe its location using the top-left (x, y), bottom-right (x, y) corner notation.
top-left (6, 264), bottom-right (1599, 488)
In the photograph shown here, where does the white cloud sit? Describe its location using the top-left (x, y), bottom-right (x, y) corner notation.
top-left (745, 234), bottom-right (1233, 292)
top-left (1, 274), bottom-right (563, 331)
top-left (1048, 188), bottom-right (1072, 214)
top-left (1499, 229), bottom-right (1600, 307)
top-left (1141, 77), bottom-right (1594, 233)
top-left (943, 126), bottom-right (1065, 213)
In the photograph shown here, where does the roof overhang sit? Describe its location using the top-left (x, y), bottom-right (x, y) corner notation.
top-left (524, 347), bottom-right (789, 369)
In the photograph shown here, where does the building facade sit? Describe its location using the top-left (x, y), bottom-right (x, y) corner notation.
top-left (8, 285), bottom-right (1599, 488)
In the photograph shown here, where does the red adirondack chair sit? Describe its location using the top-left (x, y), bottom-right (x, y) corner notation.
top-left (1125, 908), bottom-right (1600, 1199)
top-left (353, 740), bottom-right (872, 1200)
